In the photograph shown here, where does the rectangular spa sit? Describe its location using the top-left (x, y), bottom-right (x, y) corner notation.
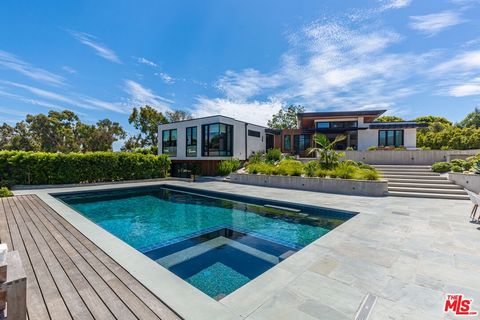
top-left (55, 185), bottom-right (356, 300)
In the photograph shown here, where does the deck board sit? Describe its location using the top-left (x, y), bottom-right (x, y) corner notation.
top-left (0, 195), bottom-right (181, 320)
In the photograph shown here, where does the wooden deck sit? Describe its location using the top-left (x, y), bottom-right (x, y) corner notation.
top-left (0, 195), bottom-right (181, 320)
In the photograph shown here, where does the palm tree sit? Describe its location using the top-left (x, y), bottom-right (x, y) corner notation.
top-left (307, 133), bottom-right (347, 168)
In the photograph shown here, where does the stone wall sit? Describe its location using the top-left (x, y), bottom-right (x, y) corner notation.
top-left (230, 173), bottom-right (388, 197)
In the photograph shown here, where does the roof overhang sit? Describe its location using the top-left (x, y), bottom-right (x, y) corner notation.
top-left (368, 122), bottom-right (428, 129)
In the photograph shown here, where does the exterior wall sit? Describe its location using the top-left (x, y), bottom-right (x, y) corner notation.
top-left (158, 116), bottom-right (266, 161)
top-left (357, 129), bottom-right (379, 150)
top-left (448, 173), bottom-right (480, 193)
top-left (342, 149), bottom-right (480, 165)
top-left (403, 128), bottom-right (416, 149)
top-left (230, 173), bottom-right (388, 197)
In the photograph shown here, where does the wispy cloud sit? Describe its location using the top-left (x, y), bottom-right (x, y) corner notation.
top-left (0, 80), bottom-right (128, 113)
top-left (431, 50), bottom-right (480, 74)
top-left (68, 30), bottom-right (121, 63)
top-left (154, 72), bottom-right (175, 84)
top-left (449, 78), bottom-right (480, 96)
top-left (380, 0), bottom-right (412, 9)
top-left (0, 50), bottom-right (65, 86)
top-left (135, 57), bottom-right (158, 67)
top-left (62, 66), bottom-right (76, 74)
top-left (123, 80), bottom-right (173, 111)
top-left (409, 11), bottom-right (464, 36)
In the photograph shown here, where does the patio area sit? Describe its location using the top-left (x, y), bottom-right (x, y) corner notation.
top-left (8, 180), bottom-right (480, 319)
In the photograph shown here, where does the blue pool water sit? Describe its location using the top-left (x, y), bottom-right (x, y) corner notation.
top-left (56, 185), bottom-right (354, 299)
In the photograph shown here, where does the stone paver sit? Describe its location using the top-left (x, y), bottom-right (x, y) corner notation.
top-left (14, 180), bottom-right (480, 319)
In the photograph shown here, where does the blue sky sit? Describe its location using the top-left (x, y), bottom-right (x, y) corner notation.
top-left (1, 0), bottom-right (480, 135)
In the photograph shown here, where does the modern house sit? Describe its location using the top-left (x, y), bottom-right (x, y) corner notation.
top-left (158, 110), bottom-right (425, 175)
top-left (158, 115), bottom-right (267, 175)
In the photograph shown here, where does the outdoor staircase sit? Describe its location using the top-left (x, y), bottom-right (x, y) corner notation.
top-left (373, 165), bottom-right (469, 200)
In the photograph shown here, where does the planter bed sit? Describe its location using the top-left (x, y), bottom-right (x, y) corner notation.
top-left (230, 173), bottom-right (388, 197)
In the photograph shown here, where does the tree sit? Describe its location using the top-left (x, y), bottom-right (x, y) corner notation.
top-left (166, 110), bottom-right (192, 122)
top-left (414, 115), bottom-right (452, 126)
top-left (128, 105), bottom-right (168, 148)
top-left (307, 133), bottom-right (346, 168)
top-left (267, 105), bottom-right (305, 129)
top-left (375, 116), bottom-right (404, 122)
top-left (458, 107), bottom-right (480, 128)
top-left (78, 119), bottom-right (126, 151)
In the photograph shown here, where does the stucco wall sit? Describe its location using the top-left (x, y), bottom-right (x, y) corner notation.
top-left (342, 149), bottom-right (480, 165)
top-left (158, 116), bottom-right (266, 161)
top-left (230, 173), bottom-right (388, 196)
top-left (448, 173), bottom-right (480, 193)
top-left (357, 128), bottom-right (417, 151)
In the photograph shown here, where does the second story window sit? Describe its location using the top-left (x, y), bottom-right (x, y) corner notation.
top-left (186, 126), bottom-right (197, 157)
top-left (202, 123), bottom-right (233, 156)
top-left (162, 129), bottom-right (177, 156)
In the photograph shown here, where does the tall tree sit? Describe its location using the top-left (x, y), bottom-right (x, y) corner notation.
top-left (414, 115), bottom-right (452, 126)
top-left (166, 110), bottom-right (192, 122)
top-left (78, 119), bottom-right (126, 151)
top-left (375, 116), bottom-right (404, 122)
top-left (458, 107), bottom-right (480, 128)
top-left (267, 105), bottom-right (305, 129)
top-left (128, 105), bottom-right (168, 148)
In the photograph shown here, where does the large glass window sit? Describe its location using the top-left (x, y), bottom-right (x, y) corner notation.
top-left (202, 123), bottom-right (233, 156)
top-left (186, 126), bottom-right (197, 157)
top-left (294, 134), bottom-right (311, 153)
top-left (283, 135), bottom-right (291, 150)
top-left (378, 130), bottom-right (403, 147)
top-left (316, 121), bottom-right (358, 130)
top-left (162, 129), bottom-right (177, 156)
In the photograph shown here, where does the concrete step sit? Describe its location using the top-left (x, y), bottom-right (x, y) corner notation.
top-left (377, 169), bottom-right (434, 174)
top-left (388, 186), bottom-right (467, 195)
top-left (388, 182), bottom-right (463, 189)
top-left (378, 171), bottom-right (439, 176)
top-left (382, 174), bottom-right (447, 180)
top-left (388, 191), bottom-right (469, 200)
top-left (386, 178), bottom-right (455, 184)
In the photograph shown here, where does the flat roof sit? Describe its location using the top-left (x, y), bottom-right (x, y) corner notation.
top-left (369, 121), bottom-right (428, 129)
top-left (297, 110), bottom-right (387, 118)
top-left (160, 114), bottom-right (268, 128)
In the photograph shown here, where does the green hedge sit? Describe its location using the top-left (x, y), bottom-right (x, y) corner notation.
top-left (0, 151), bottom-right (171, 186)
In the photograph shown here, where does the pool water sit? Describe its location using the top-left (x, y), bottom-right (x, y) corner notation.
top-left (56, 185), bottom-right (355, 299)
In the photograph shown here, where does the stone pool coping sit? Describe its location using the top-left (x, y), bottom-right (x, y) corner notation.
top-left (14, 179), bottom-right (478, 320)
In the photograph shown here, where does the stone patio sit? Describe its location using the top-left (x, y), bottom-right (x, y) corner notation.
top-left (14, 180), bottom-right (480, 319)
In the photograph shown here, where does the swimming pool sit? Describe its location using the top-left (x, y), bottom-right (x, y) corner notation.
top-left (55, 185), bottom-right (356, 300)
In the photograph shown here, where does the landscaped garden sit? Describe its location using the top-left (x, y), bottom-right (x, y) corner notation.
top-left (432, 155), bottom-right (480, 173)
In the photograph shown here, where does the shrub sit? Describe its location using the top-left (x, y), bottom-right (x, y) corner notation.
top-left (246, 162), bottom-right (277, 175)
top-left (315, 169), bottom-right (328, 178)
top-left (265, 148), bottom-right (282, 163)
top-left (304, 161), bottom-right (321, 177)
top-left (0, 151), bottom-right (171, 186)
top-left (346, 147), bottom-right (354, 151)
top-left (331, 162), bottom-right (357, 179)
top-left (277, 160), bottom-right (303, 176)
top-left (248, 151), bottom-right (263, 164)
top-left (367, 146), bottom-right (377, 151)
top-left (0, 187), bottom-right (13, 197)
top-left (359, 169), bottom-right (380, 181)
top-left (431, 162), bottom-right (451, 173)
top-left (451, 165), bottom-right (462, 173)
top-left (217, 158), bottom-right (241, 176)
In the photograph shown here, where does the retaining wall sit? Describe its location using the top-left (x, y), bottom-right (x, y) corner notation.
top-left (340, 150), bottom-right (480, 165)
top-left (230, 173), bottom-right (388, 197)
top-left (448, 173), bottom-right (480, 193)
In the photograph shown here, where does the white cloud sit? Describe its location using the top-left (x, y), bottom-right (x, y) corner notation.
top-left (0, 50), bottom-right (64, 86)
top-left (431, 50), bottom-right (480, 74)
top-left (409, 11), bottom-right (464, 36)
top-left (193, 97), bottom-right (283, 126)
top-left (382, 0), bottom-right (412, 9)
top-left (62, 66), bottom-right (76, 74)
top-left (136, 57), bottom-right (158, 67)
top-left (155, 72), bottom-right (175, 84)
top-left (69, 30), bottom-right (121, 63)
top-left (123, 80), bottom-right (173, 111)
top-left (449, 78), bottom-right (480, 96)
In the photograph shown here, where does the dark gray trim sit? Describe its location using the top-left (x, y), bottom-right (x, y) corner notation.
top-left (369, 121), bottom-right (427, 129)
top-left (298, 110), bottom-right (386, 118)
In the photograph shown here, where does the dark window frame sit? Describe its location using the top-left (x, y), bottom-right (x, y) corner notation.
top-left (201, 123), bottom-right (234, 157)
top-left (162, 129), bottom-right (177, 156)
top-left (248, 129), bottom-right (261, 138)
top-left (294, 134), bottom-right (311, 153)
top-left (315, 121), bottom-right (358, 130)
top-left (283, 135), bottom-right (291, 150)
top-left (186, 126), bottom-right (197, 157)
top-left (378, 129), bottom-right (404, 147)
